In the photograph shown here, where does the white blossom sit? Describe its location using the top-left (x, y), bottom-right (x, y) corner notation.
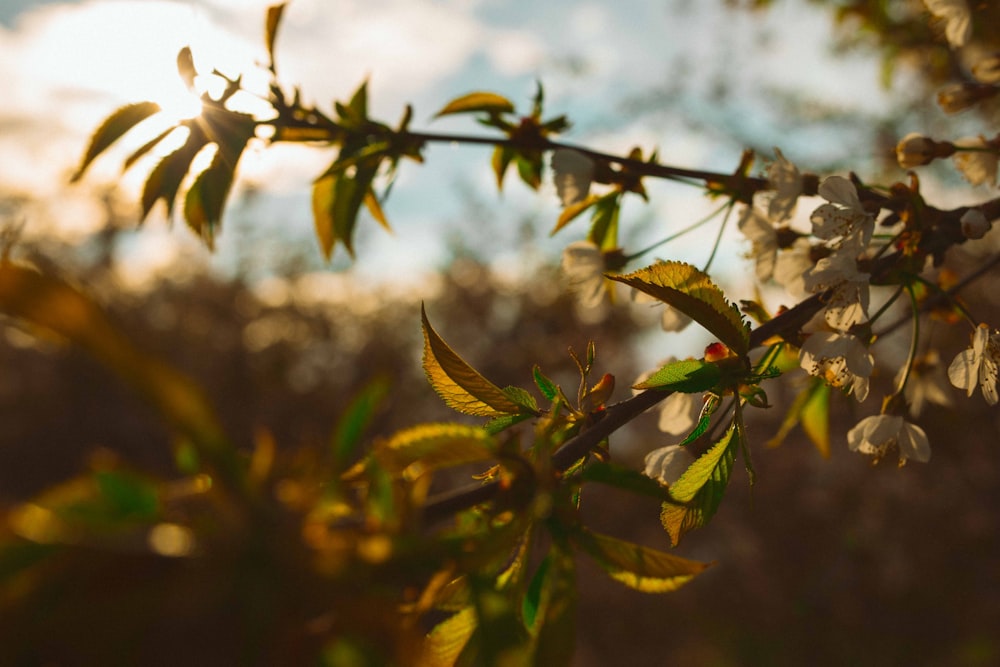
top-left (799, 331), bottom-right (874, 402)
top-left (632, 289), bottom-right (693, 332)
top-left (738, 206), bottom-right (778, 282)
top-left (895, 133), bottom-right (938, 168)
top-left (802, 247), bottom-right (870, 331)
top-left (953, 137), bottom-right (999, 187)
top-left (551, 149), bottom-right (595, 207)
top-left (766, 147), bottom-right (803, 223)
top-left (960, 208), bottom-right (992, 239)
top-left (847, 414), bottom-right (931, 465)
top-left (810, 176), bottom-right (875, 249)
top-left (773, 238), bottom-right (813, 298)
top-left (561, 241), bottom-right (607, 309)
top-left (644, 444), bottom-right (695, 487)
top-left (894, 350), bottom-right (953, 417)
top-left (972, 53), bottom-right (1000, 84)
top-left (948, 323), bottom-right (1000, 405)
top-left (924, 0), bottom-right (972, 49)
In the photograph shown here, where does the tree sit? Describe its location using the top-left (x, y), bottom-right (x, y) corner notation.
top-left (2, 1), bottom-right (999, 664)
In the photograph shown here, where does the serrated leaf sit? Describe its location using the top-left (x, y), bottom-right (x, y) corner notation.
top-left (532, 366), bottom-right (558, 402)
top-left (661, 422), bottom-right (738, 545)
top-left (632, 358), bottom-right (722, 393)
top-left (72, 101), bottom-right (162, 181)
top-left (610, 261), bottom-right (750, 355)
top-left (265, 3), bottom-right (288, 71)
top-left (142, 123), bottom-right (209, 219)
top-left (550, 194), bottom-right (600, 235)
top-left (421, 305), bottom-right (524, 417)
top-left (435, 92), bottom-right (515, 118)
top-left (484, 412), bottom-right (534, 436)
top-left (502, 386), bottom-right (538, 412)
top-left (418, 607), bottom-right (477, 667)
top-left (572, 528), bottom-right (711, 593)
top-left (578, 461), bottom-right (674, 503)
top-left (376, 423), bottom-right (496, 481)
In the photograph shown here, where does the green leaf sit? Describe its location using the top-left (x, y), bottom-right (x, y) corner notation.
top-left (632, 358), bottom-right (722, 393)
top-left (532, 366), bottom-right (558, 402)
top-left (142, 123), bottom-right (209, 219)
top-left (311, 160), bottom-right (378, 260)
top-left (94, 470), bottom-right (159, 520)
top-left (376, 423), bottom-right (496, 481)
top-left (491, 145), bottom-right (515, 191)
top-left (578, 461), bottom-right (675, 503)
top-left (421, 305), bottom-right (525, 417)
top-left (677, 393), bottom-right (719, 446)
top-left (610, 261), bottom-right (750, 355)
top-left (588, 191), bottom-right (621, 251)
top-left (661, 422), bottom-right (739, 546)
top-left (484, 412), bottom-right (534, 436)
top-left (419, 607), bottom-right (477, 667)
top-left (572, 528), bottom-right (711, 593)
top-left (516, 153), bottom-right (542, 190)
top-left (72, 101), bottom-right (162, 181)
top-left (332, 376), bottom-right (390, 467)
top-left (502, 386), bottom-right (538, 412)
top-left (435, 92), bottom-right (515, 118)
top-left (265, 3), bottom-right (288, 71)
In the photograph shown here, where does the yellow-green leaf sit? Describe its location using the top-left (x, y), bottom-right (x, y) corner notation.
top-left (610, 261), bottom-right (750, 355)
top-left (418, 606), bottom-right (477, 667)
top-left (142, 123), bottom-right (209, 219)
top-left (421, 305), bottom-right (524, 417)
top-left (550, 194), bottom-right (600, 235)
top-left (572, 528), bottom-right (711, 593)
top-left (766, 377), bottom-right (830, 457)
top-left (376, 423), bottom-right (496, 481)
top-left (660, 423), bottom-right (738, 545)
top-left (435, 92), bottom-right (515, 118)
top-left (364, 187), bottom-right (392, 232)
top-left (72, 101), bottom-right (162, 182)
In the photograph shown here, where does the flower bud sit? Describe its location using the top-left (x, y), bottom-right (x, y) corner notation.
top-left (937, 83), bottom-right (1000, 114)
top-left (895, 133), bottom-right (950, 168)
top-left (960, 208), bottom-right (992, 239)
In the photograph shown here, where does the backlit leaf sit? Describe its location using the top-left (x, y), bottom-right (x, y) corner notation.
top-left (435, 92), bottom-right (515, 118)
top-left (588, 191), bottom-right (621, 251)
top-left (661, 422), bottom-right (738, 545)
top-left (265, 3), bottom-right (288, 71)
top-left (142, 123), bottom-right (209, 219)
top-left (610, 261), bottom-right (750, 355)
top-left (418, 607), bottom-right (477, 667)
top-left (332, 376), bottom-right (390, 467)
top-left (572, 528), bottom-right (711, 593)
top-left (532, 365), bottom-right (558, 402)
top-left (376, 423), bottom-right (496, 481)
top-left (176, 46), bottom-right (197, 90)
top-left (312, 160), bottom-right (378, 260)
top-left (492, 145), bottom-right (515, 191)
top-left (421, 305), bottom-right (524, 417)
top-left (184, 150), bottom-right (235, 249)
top-left (550, 194), bottom-right (599, 235)
top-left (72, 101), bottom-right (161, 181)
top-left (766, 377), bottom-right (830, 458)
top-left (632, 358), bottom-right (722, 393)
top-left (528, 550), bottom-right (576, 666)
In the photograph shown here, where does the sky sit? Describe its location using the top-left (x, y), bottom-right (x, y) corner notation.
top-left (0, 0), bottom-right (902, 300)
